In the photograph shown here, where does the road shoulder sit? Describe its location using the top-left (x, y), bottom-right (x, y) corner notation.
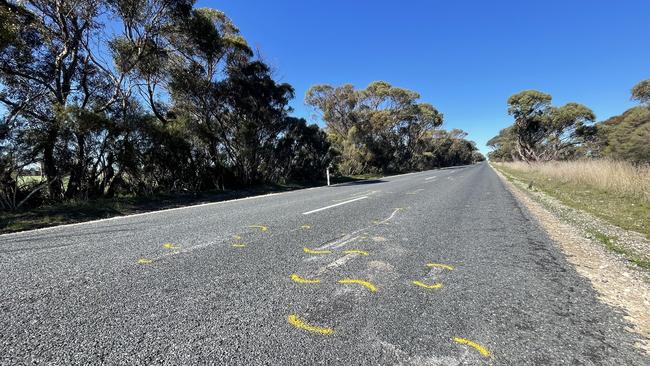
top-left (491, 165), bottom-right (650, 354)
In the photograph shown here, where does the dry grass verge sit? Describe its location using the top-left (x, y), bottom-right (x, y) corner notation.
top-left (499, 160), bottom-right (650, 202)
top-left (495, 160), bottom-right (650, 239)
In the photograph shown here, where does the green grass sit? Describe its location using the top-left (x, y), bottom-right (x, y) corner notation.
top-left (586, 229), bottom-right (650, 270)
top-left (17, 175), bottom-right (44, 185)
top-left (496, 164), bottom-right (650, 240)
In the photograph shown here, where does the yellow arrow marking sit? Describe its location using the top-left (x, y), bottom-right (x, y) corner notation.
top-left (452, 337), bottom-right (491, 357)
top-left (232, 243), bottom-right (247, 248)
top-left (162, 243), bottom-right (179, 249)
top-left (137, 258), bottom-right (153, 265)
top-left (303, 247), bottom-right (332, 255)
top-left (233, 235), bottom-right (242, 240)
top-left (287, 314), bottom-right (334, 335)
top-left (342, 249), bottom-right (369, 256)
top-left (337, 278), bottom-right (378, 293)
top-left (249, 225), bottom-right (268, 232)
top-left (290, 274), bottom-right (321, 284)
top-left (301, 225), bottom-right (311, 229)
top-left (426, 263), bottom-right (455, 271)
top-left (412, 281), bottom-right (443, 289)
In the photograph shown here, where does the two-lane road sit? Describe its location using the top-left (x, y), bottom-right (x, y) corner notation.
top-left (1, 163), bottom-right (646, 365)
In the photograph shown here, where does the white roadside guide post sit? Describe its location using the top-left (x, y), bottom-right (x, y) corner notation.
top-left (326, 166), bottom-right (331, 186)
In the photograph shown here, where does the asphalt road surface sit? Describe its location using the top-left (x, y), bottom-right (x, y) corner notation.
top-left (1, 163), bottom-right (647, 365)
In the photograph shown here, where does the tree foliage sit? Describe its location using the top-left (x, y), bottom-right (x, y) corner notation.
top-left (0, 0), bottom-right (333, 209)
top-left (306, 81), bottom-right (480, 175)
top-left (596, 107), bottom-right (650, 164)
top-left (631, 79), bottom-right (650, 107)
top-left (489, 83), bottom-right (648, 164)
top-left (504, 90), bottom-right (595, 161)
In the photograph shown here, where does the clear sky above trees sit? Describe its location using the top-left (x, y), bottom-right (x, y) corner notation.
top-left (208, 0), bottom-right (650, 154)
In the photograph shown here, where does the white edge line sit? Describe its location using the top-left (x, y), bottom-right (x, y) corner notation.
top-left (302, 196), bottom-right (368, 215)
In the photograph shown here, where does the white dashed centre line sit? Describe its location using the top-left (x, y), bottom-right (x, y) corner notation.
top-left (302, 196), bottom-right (368, 215)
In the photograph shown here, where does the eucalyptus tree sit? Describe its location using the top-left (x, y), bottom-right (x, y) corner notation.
top-left (631, 79), bottom-right (650, 107)
top-left (305, 81), bottom-right (443, 174)
top-left (506, 90), bottom-right (595, 161)
top-left (0, 0), bottom-right (119, 198)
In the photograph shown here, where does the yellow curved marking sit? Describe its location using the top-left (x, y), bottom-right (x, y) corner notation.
top-left (232, 243), bottom-right (247, 248)
top-left (426, 263), bottom-right (455, 271)
top-left (412, 280), bottom-right (443, 289)
top-left (301, 224), bottom-right (311, 229)
top-left (162, 243), bottom-right (179, 249)
top-left (290, 274), bottom-right (321, 284)
top-left (287, 314), bottom-right (334, 335)
top-left (249, 225), bottom-right (268, 232)
top-left (137, 258), bottom-right (153, 265)
top-left (453, 337), bottom-right (491, 357)
top-left (303, 247), bottom-right (332, 255)
top-left (233, 235), bottom-right (242, 240)
top-left (342, 249), bottom-right (369, 256)
top-left (337, 278), bottom-right (378, 293)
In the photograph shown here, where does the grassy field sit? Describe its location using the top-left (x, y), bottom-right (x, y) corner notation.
top-left (494, 160), bottom-right (650, 239)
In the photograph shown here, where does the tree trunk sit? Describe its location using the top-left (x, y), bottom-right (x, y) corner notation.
top-left (65, 133), bottom-right (86, 199)
top-left (43, 127), bottom-right (62, 199)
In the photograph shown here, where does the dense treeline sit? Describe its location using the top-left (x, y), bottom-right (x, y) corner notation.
top-left (0, 1), bottom-right (482, 211)
top-left (488, 80), bottom-right (650, 164)
top-left (305, 81), bottom-right (483, 176)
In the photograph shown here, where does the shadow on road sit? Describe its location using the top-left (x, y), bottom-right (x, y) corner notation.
top-left (333, 179), bottom-right (385, 187)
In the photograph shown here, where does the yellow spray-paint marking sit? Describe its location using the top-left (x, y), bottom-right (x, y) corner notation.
top-left (233, 235), bottom-right (242, 240)
top-left (290, 274), bottom-right (321, 284)
top-left (303, 247), bottom-right (332, 255)
top-left (287, 314), bottom-right (334, 335)
top-left (412, 280), bottom-right (443, 289)
top-left (337, 278), bottom-right (378, 293)
top-left (452, 337), bottom-right (491, 357)
top-left (232, 243), bottom-right (247, 248)
top-left (426, 263), bottom-right (455, 271)
top-left (342, 249), bottom-right (369, 256)
top-left (162, 243), bottom-right (179, 249)
top-left (301, 224), bottom-right (311, 229)
top-left (137, 258), bottom-right (153, 265)
top-left (248, 225), bottom-right (269, 232)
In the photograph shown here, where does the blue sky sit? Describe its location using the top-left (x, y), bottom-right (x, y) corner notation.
top-left (201, 0), bottom-right (650, 154)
